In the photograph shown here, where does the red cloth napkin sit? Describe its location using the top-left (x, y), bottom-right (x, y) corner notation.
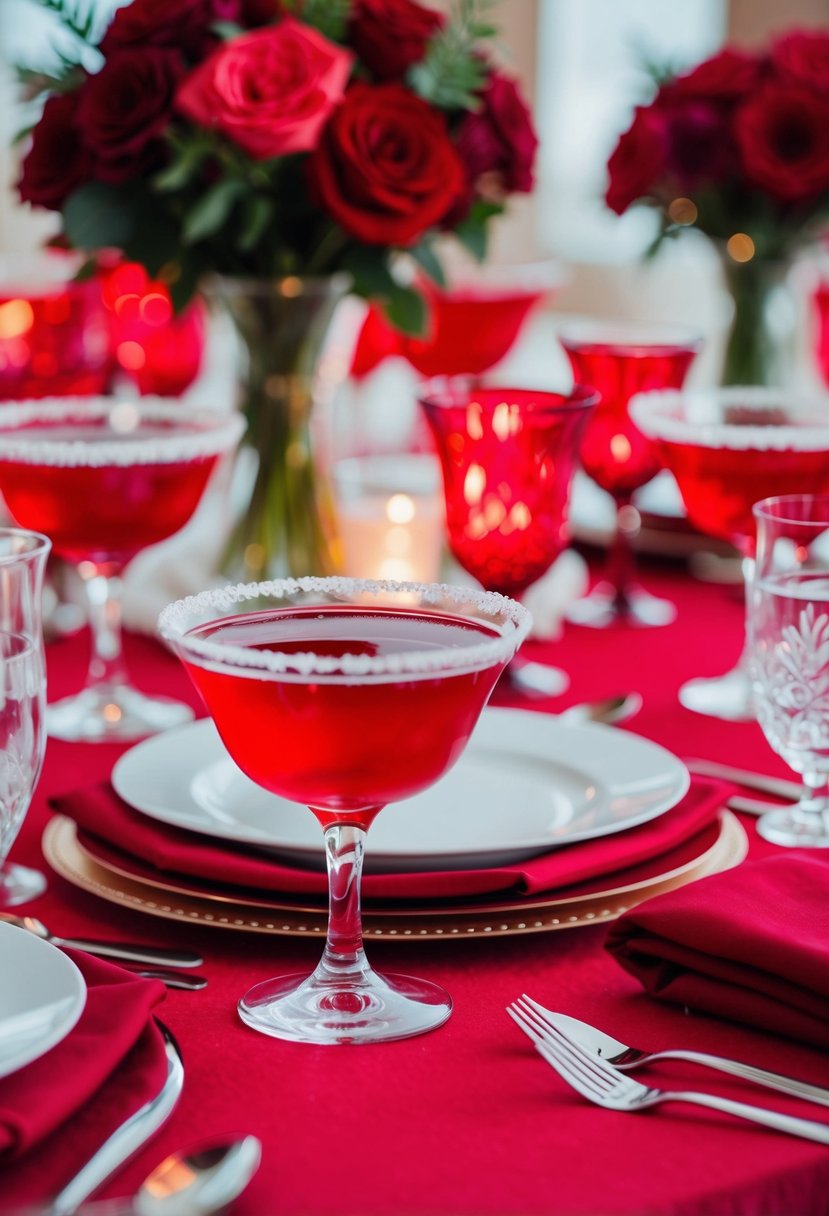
top-left (0, 951), bottom-right (166, 1162)
top-left (605, 853), bottom-right (829, 1048)
top-left (50, 777), bottom-right (731, 902)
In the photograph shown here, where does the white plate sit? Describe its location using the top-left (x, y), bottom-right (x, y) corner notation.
top-left (0, 921), bottom-right (86, 1079)
top-left (112, 709), bottom-right (689, 872)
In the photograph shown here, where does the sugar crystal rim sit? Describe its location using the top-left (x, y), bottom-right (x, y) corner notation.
top-left (0, 397), bottom-right (245, 466)
top-left (630, 387), bottom-right (829, 451)
top-left (158, 576), bottom-right (532, 678)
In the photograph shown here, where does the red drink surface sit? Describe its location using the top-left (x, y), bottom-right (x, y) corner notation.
top-left (0, 424), bottom-right (218, 563)
top-left (184, 605), bottom-right (506, 824)
top-left (658, 439), bottom-right (829, 553)
top-left (563, 341), bottom-right (697, 497)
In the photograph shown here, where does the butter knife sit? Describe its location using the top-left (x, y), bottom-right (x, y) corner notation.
top-left (45, 1022), bottom-right (184, 1216)
top-left (685, 759), bottom-right (802, 801)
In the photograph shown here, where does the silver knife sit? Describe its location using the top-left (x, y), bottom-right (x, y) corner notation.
top-left (685, 758), bottom-right (802, 801)
top-left (44, 1022), bottom-right (184, 1216)
top-left (0, 916), bottom-right (203, 969)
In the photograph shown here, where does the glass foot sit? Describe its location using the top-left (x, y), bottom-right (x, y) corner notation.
top-left (0, 861), bottom-right (47, 906)
top-left (756, 806), bottom-right (829, 848)
top-left (47, 683), bottom-right (194, 743)
top-left (565, 582), bottom-right (676, 629)
top-left (679, 668), bottom-right (753, 722)
top-left (238, 969), bottom-right (452, 1045)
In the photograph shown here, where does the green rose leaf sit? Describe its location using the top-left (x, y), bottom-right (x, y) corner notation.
top-left (63, 181), bottom-right (139, 252)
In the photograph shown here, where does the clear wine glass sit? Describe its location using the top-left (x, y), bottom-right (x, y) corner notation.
top-left (749, 493), bottom-right (829, 847)
top-left (558, 321), bottom-right (701, 628)
top-left (418, 382), bottom-right (597, 695)
top-left (159, 576), bottom-right (531, 1044)
top-left (631, 387), bottom-right (829, 721)
top-left (0, 529), bottom-right (50, 903)
top-left (0, 397), bottom-right (244, 742)
top-left (0, 632), bottom-right (46, 906)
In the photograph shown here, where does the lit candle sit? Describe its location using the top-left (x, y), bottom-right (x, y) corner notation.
top-left (334, 454), bottom-right (444, 582)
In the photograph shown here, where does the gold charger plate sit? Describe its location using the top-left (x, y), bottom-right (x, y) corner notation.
top-left (43, 812), bottom-right (747, 940)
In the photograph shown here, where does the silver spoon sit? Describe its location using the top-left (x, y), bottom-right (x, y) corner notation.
top-left (132, 969), bottom-right (208, 991)
top-left (84, 1136), bottom-right (263, 1216)
top-left (558, 691), bottom-right (643, 726)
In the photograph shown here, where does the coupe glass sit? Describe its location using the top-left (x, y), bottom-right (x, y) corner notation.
top-left (631, 388), bottom-right (829, 720)
top-left (0, 530), bottom-right (50, 904)
top-left (159, 576), bottom-right (531, 1044)
top-left (558, 321), bottom-right (701, 628)
top-left (749, 494), bottom-right (829, 847)
top-left (0, 633), bottom-right (46, 907)
top-left (418, 383), bottom-right (597, 694)
top-left (0, 398), bottom-right (244, 742)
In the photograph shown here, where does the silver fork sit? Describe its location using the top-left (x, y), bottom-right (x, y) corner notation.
top-left (507, 997), bottom-right (829, 1144)
top-left (518, 996), bottom-right (829, 1107)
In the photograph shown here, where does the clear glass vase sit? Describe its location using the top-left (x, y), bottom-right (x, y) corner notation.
top-left (205, 275), bottom-right (351, 582)
top-left (718, 252), bottom-right (796, 387)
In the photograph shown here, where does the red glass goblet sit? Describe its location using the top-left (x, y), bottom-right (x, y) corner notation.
top-left (631, 387), bottom-right (829, 720)
top-left (558, 322), bottom-right (701, 628)
top-left (419, 383), bottom-right (598, 692)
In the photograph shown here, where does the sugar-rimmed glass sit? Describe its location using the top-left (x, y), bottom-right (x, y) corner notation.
top-left (631, 387), bottom-right (829, 720)
top-left (0, 397), bottom-right (244, 742)
top-left (159, 575), bottom-right (531, 1044)
top-left (0, 632), bottom-right (46, 906)
top-left (749, 494), bottom-right (829, 847)
top-left (558, 321), bottom-right (701, 629)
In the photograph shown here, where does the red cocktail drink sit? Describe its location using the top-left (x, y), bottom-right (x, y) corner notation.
top-left (0, 399), bottom-right (244, 741)
top-left (631, 387), bottom-right (829, 719)
top-left (558, 322), bottom-right (701, 628)
top-left (160, 576), bottom-right (531, 1045)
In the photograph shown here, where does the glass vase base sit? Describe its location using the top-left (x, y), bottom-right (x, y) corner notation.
top-left (238, 969), bottom-right (453, 1045)
top-left (678, 668), bottom-right (753, 722)
top-left (47, 683), bottom-right (194, 743)
top-left (565, 582), bottom-right (676, 629)
top-left (756, 806), bottom-right (829, 848)
top-left (0, 862), bottom-right (47, 907)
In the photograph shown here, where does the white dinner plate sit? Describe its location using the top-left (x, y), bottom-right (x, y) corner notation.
top-left (0, 921), bottom-right (86, 1079)
top-left (112, 709), bottom-right (689, 872)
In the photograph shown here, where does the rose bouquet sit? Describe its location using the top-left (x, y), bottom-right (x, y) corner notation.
top-left (16, 0), bottom-right (537, 579)
top-left (18, 0), bottom-right (537, 330)
top-left (605, 29), bottom-right (829, 384)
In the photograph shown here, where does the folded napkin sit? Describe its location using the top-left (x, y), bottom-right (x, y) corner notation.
top-left (50, 777), bottom-right (731, 902)
top-left (606, 853), bottom-right (829, 1048)
top-left (0, 952), bottom-right (166, 1163)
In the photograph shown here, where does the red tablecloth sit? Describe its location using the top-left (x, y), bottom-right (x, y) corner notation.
top-left (7, 559), bottom-right (829, 1216)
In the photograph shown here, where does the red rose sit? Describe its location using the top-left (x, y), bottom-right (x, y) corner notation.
top-left (772, 30), bottom-right (829, 94)
top-left (307, 82), bottom-right (466, 246)
top-left (18, 92), bottom-right (93, 210)
top-left (347, 0), bottom-right (444, 81)
top-left (76, 48), bottom-right (183, 182)
top-left (176, 18), bottom-right (353, 159)
top-left (605, 105), bottom-right (668, 215)
top-left (454, 71), bottom-right (537, 197)
top-left (671, 48), bottom-right (763, 98)
top-left (661, 97), bottom-right (734, 189)
top-left (101, 0), bottom-right (213, 55)
top-left (735, 82), bottom-right (829, 202)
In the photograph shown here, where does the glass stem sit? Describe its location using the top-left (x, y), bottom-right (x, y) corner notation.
top-left (798, 773), bottom-right (829, 822)
top-left (606, 494), bottom-right (639, 611)
top-left (316, 820), bottom-right (373, 987)
top-left (78, 562), bottom-right (129, 690)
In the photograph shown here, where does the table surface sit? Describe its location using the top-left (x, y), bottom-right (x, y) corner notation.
top-left (6, 556), bottom-right (829, 1216)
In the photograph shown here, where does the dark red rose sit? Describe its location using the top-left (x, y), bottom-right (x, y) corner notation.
top-left (76, 48), bottom-right (183, 182)
top-left (671, 48), bottom-right (763, 98)
top-left (176, 19), bottom-right (352, 159)
top-left (348, 0), bottom-right (444, 81)
top-left (209, 0), bottom-right (280, 23)
top-left (307, 82), bottom-right (466, 246)
top-left (18, 91), bottom-right (93, 210)
top-left (605, 105), bottom-right (668, 215)
top-left (735, 82), bottom-right (829, 202)
top-left (101, 0), bottom-right (213, 55)
top-left (661, 97), bottom-right (735, 189)
top-left (772, 30), bottom-right (829, 94)
top-left (454, 71), bottom-right (537, 198)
